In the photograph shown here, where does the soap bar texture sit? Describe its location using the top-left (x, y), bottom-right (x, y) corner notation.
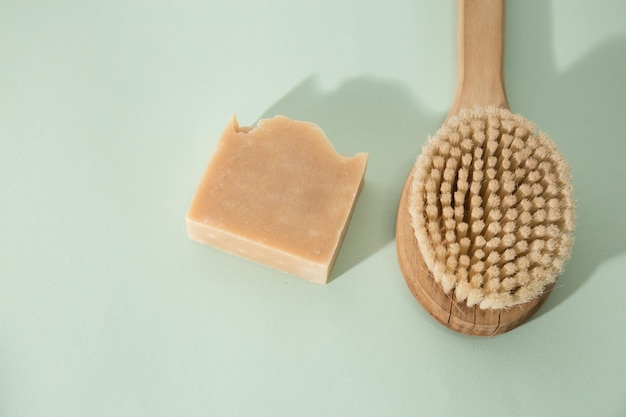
top-left (186, 115), bottom-right (368, 284)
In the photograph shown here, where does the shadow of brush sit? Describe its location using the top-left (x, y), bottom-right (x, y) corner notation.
top-left (505, 1), bottom-right (626, 316)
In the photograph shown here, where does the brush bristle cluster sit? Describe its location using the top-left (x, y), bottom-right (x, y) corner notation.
top-left (409, 107), bottom-right (575, 309)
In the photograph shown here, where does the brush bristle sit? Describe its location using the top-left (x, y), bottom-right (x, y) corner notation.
top-left (409, 107), bottom-right (575, 309)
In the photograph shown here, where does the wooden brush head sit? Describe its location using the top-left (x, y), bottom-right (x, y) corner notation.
top-left (409, 106), bottom-right (574, 310)
top-left (396, 107), bottom-right (575, 336)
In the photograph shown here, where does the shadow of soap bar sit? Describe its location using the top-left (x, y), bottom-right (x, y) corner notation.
top-left (186, 115), bottom-right (368, 284)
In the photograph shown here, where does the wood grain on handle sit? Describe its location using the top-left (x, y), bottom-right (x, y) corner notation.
top-left (448, 0), bottom-right (509, 119)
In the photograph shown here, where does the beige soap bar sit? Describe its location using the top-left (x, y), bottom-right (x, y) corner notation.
top-left (186, 115), bottom-right (368, 284)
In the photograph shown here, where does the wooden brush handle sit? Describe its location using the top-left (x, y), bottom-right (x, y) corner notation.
top-left (448, 0), bottom-right (509, 118)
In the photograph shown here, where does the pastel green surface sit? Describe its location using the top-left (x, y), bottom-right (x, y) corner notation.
top-left (1, 0), bottom-right (625, 416)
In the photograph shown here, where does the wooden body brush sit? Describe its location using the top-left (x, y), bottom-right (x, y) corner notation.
top-left (396, 0), bottom-right (575, 336)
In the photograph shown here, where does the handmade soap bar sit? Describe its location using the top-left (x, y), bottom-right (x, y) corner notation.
top-left (186, 115), bottom-right (368, 284)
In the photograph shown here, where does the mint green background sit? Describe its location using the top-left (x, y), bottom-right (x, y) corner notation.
top-left (2, 0), bottom-right (625, 416)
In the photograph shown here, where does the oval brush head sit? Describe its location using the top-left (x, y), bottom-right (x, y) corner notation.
top-left (409, 106), bottom-right (575, 310)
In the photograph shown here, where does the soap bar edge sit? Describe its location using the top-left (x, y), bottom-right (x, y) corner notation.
top-left (186, 217), bottom-right (332, 284)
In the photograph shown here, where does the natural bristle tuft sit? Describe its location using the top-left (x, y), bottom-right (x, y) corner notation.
top-left (409, 106), bottom-right (575, 310)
